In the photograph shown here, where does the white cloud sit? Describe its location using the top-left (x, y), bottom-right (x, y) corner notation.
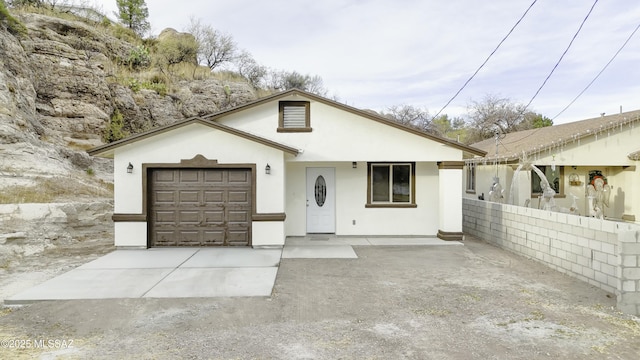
top-left (96, 0), bottom-right (640, 124)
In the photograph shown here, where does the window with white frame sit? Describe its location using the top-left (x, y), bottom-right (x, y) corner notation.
top-left (366, 162), bottom-right (416, 207)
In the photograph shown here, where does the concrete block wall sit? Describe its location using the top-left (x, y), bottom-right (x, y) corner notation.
top-left (618, 230), bottom-right (640, 315)
top-left (463, 198), bottom-right (640, 315)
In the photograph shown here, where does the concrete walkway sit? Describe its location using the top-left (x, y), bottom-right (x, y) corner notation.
top-left (6, 237), bottom-right (460, 304)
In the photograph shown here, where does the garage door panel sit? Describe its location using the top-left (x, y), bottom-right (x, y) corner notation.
top-left (203, 230), bottom-right (225, 245)
top-left (154, 230), bottom-right (177, 246)
top-left (178, 211), bottom-right (200, 224)
top-left (227, 230), bottom-right (250, 246)
top-left (149, 168), bottom-right (252, 247)
top-left (228, 211), bottom-right (249, 222)
top-left (154, 170), bottom-right (177, 183)
top-left (203, 210), bottom-right (224, 223)
top-left (228, 191), bottom-right (250, 203)
top-left (178, 230), bottom-right (201, 245)
top-left (178, 190), bottom-right (200, 204)
top-left (203, 190), bottom-right (224, 203)
top-left (203, 170), bottom-right (224, 183)
top-left (155, 210), bottom-right (177, 224)
top-left (228, 170), bottom-right (250, 183)
top-left (155, 191), bottom-right (176, 204)
top-left (179, 170), bottom-right (200, 182)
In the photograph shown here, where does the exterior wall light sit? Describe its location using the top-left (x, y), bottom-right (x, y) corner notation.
top-left (265, 164), bottom-right (271, 175)
top-left (127, 162), bottom-right (134, 174)
top-left (352, 162), bottom-right (357, 168)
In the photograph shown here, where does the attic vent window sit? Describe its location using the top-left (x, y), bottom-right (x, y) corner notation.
top-left (278, 101), bottom-right (312, 132)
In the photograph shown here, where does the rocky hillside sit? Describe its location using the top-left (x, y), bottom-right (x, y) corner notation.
top-left (1, 11), bottom-right (258, 191)
top-left (0, 8), bottom-right (259, 265)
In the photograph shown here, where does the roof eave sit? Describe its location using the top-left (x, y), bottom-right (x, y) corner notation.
top-left (87, 117), bottom-right (300, 157)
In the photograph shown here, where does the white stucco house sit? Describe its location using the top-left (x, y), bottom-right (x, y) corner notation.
top-left (464, 109), bottom-right (640, 222)
top-left (89, 89), bottom-right (485, 248)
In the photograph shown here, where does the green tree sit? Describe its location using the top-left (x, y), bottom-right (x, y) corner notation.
top-left (530, 113), bottom-right (553, 128)
top-left (116, 0), bottom-right (150, 36)
top-left (432, 114), bottom-right (468, 141)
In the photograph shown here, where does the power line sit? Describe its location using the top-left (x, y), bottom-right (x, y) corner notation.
top-left (522, 0), bottom-right (599, 111)
top-left (552, 21), bottom-right (640, 120)
top-left (489, 0), bottom-right (600, 150)
top-left (431, 0), bottom-right (539, 119)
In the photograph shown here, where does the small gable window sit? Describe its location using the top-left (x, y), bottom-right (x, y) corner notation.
top-left (278, 101), bottom-right (312, 132)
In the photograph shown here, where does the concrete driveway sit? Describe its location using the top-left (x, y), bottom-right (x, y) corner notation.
top-left (6, 237), bottom-right (460, 303)
top-left (1, 236), bottom-right (638, 359)
top-left (5, 248), bottom-right (282, 303)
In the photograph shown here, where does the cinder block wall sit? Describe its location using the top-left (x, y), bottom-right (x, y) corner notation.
top-left (463, 198), bottom-right (640, 315)
top-left (618, 230), bottom-right (640, 314)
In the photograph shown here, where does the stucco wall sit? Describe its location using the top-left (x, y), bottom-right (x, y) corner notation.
top-left (217, 95), bottom-right (464, 162)
top-left (463, 198), bottom-right (640, 315)
top-left (285, 161), bottom-right (440, 236)
top-left (111, 123), bottom-right (288, 247)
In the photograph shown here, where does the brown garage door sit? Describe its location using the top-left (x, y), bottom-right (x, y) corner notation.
top-left (149, 168), bottom-right (252, 247)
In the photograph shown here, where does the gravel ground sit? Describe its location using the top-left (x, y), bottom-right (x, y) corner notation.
top-left (1, 236), bottom-right (639, 359)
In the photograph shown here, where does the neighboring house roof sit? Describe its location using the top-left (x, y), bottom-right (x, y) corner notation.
top-left (88, 117), bottom-right (301, 158)
top-left (470, 109), bottom-right (640, 162)
top-left (203, 88), bottom-right (486, 157)
top-left (89, 88), bottom-right (486, 158)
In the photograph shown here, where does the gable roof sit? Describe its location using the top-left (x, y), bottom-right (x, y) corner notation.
top-left (201, 88), bottom-right (486, 156)
top-left (89, 88), bottom-right (486, 158)
top-left (88, 117), bottom-right (301, 158)
top-left (470, 109), bottom-right (640, 162)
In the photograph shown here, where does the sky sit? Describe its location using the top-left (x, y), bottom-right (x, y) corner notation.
top-left (94, 0), bottom-right (640, 125)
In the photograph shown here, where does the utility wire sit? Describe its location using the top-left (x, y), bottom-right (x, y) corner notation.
top-left (492, 0), bottom-right (600, 151)
top-left (431, 0), bottom-right (538, 119)
top-left (522, 0), bottom-right (599, 111)
top-left (552, 21), bottom-right (640, 120)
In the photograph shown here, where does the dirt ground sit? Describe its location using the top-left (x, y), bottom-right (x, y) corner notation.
top-left (1, 236), bottom-right (639, 360)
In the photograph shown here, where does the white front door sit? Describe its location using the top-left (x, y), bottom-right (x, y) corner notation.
top-left (306, 167), bottom-right (336, 233)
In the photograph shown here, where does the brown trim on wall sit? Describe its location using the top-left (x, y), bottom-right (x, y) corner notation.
top-left (278, 101), bottom-right (312, 132)
top-left (112, 214), bottom-right (147, 222)
top-left (277, 127), bottom-right (312, 133)
top-left (252, 213), bottom-right (286, 221)
top-left (137, 154), bottom-right (266, 247)
top-left (366, 162), bottom-right (417, 207)
top-left (365, 204), bottom-right (418, 208)
top-left (437, 230), bottom-right (464, 241)
top-left (437, 161), bottom-right (464, 170)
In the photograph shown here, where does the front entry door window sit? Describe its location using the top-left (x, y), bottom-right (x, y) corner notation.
top-left (306, 167), bottom-right (335, 233)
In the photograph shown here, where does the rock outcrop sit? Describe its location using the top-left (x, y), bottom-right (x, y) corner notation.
top-left (0, 9), bottom-right (260, 262)
top-left (0, 11), bottom-right (259, 184)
